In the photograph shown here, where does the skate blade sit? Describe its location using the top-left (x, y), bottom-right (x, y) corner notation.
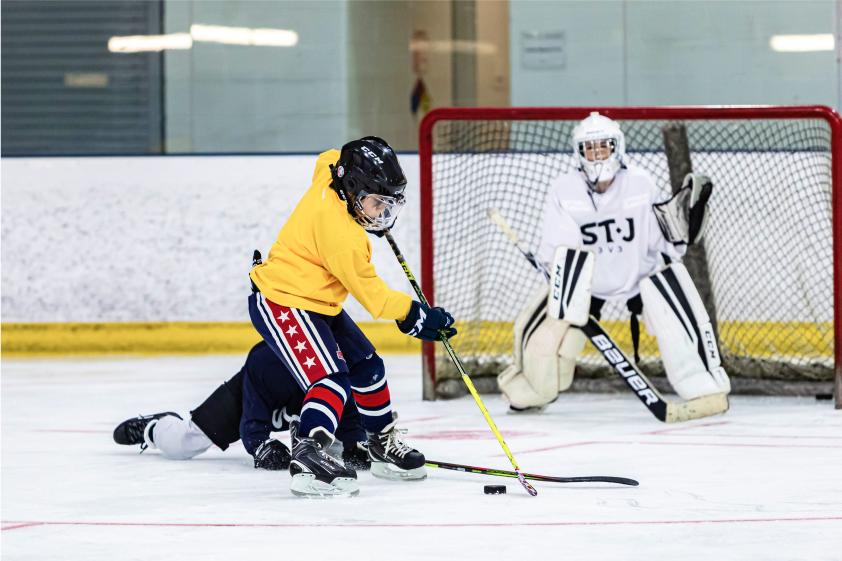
top-left (371, 462), bottom-right (427, 482)
top-left (290, 473), bottom-right (359, 498)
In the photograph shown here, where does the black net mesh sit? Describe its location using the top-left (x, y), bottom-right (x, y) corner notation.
top-left (428, 118), bottom-right (834, 385)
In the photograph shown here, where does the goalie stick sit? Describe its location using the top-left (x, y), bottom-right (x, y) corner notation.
top-left (425, 460), bottom-right (639, 487)
top-left (486, 208), bottom-right (729, 423)
top-left (383, 230), bottom-right (538, 497)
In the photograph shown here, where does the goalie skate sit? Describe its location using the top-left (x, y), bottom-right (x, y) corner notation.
top-left (507, 401), bottom-right (552, 414)
top-left (289, 429), bottom-right (359, 498)
top-left (367, 412), bottom-right (427, 481)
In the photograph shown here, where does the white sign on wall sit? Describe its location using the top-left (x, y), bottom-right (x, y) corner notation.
top-left (521, 31), bottom-right (566, 69)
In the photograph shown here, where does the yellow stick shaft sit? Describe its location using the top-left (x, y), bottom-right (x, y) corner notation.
top-left (383, 231), bottom-right (531, 488)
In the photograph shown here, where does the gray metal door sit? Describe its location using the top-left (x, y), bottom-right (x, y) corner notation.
top-left (1, 1), bottom-right (163, 155)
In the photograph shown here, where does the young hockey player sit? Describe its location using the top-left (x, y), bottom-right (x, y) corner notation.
top-left (498, 112), bottom-right (730, 413)
top-left (112, 341), bottom-right (371, 470)
top-left (249, 136), bottom-right (457, 496)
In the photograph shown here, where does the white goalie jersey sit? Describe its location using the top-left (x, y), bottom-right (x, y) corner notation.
top-left (536, 165), bottom-right (686, 302)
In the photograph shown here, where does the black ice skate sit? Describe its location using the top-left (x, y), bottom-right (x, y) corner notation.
top-left (113, 412), bottom-right (182, 453)
top-left (289, 429), bottom-right (359, 497)
top-left (367, 412), bottom-right (427, 482)
top-left (289, 419), bottom-right (300, 448)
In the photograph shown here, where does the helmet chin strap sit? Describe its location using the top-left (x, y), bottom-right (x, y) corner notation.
top-left (582, 159), bottom-right (625, 193)
top-left (591, 161), bottom-right (604, 184)
top-left (329, 164), bottom-right (362, 221)
top-left (581, 161), bottom-right (604, 191)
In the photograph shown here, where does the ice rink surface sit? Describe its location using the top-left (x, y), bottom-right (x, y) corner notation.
top-left (2, 354), bottom-right (841, 560)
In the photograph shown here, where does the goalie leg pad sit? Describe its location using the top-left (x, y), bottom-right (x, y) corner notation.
top-left (640, 264), bottom-right (731, 400)
top-left (557, 327), bottom-right (587, 392)
top-left (498, 286), bottom-right (584, 408)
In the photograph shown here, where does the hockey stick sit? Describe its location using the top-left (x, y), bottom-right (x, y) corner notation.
top-left (425, 460), bottom-right (639, 486)
top-left (383, 230), bottom-right (538, 497)
top-left (486, 208), bottom-right (729, 423)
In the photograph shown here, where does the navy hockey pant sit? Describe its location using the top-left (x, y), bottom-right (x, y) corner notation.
top-left (236, 342), bottom-right (366, 455)
top-left (249, 292), bottom-right (393, 439)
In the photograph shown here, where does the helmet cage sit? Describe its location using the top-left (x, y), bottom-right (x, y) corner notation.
top-left (577, 138), bottom-right (617, 161)
top-left (352, 190), bottom-right (405, 232)
top-left (571, 112), bottom-right (626, 186)
top-left (575, 134), bottom-right (623, 185)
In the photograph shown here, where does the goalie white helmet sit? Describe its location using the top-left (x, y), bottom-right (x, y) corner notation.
top-left (571, 112), bottom-right (626, 185)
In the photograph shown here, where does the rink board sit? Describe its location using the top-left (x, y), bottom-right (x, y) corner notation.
top-left (0, 320), bottom-right (419, 356)
top-left (1, 152), bottom-right (832, 372)
top-left (0, 319), bottom-right (830, 358)
top-left (0, 155), bottom-right (422, 324)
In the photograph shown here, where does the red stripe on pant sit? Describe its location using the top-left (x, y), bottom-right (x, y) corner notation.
top-left (305, 386), bottom-right (345, 416)
top-left (353, 386), bottom-right (391, 408)
top-left (263, 298), bottom-right (330, 384)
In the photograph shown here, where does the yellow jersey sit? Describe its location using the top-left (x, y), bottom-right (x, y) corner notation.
top-left (250, 150), bottom-right (412, 321)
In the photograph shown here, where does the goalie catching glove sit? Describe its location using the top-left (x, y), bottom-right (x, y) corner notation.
top-left (653, 173), bottom-right (712, 246)
top-left (396, 300), bottom-right (457, 342)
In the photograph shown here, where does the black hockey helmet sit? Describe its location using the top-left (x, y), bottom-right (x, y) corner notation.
top-left (330, 136), bottom-right (407, 231)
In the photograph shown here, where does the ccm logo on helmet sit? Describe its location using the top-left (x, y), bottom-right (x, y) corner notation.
top-left (361, 146), bottom-right (383, 165)
top-left (591, 334), bottom-right (659, 406)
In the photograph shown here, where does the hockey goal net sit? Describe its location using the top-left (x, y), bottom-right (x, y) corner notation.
top-left (418, 106), bottom-right (841, 406)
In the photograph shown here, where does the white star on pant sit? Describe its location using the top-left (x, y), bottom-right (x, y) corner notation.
top-left (294, 341), bottom-right (307, 352)
top-left (286, 325), bottom-right (298, 336)
top-left (303, 357), bottom-right (316, 368)
top-left (277, 311), bottom-right (289, 322)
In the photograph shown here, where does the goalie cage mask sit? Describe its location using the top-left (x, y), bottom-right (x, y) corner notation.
top-left (571, 112), bottom-right (626, 186)
top-left (330, 136), bottom-right (408, 232)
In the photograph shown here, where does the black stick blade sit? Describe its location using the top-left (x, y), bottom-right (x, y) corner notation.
top-left (426, 460), bottom-right (639, 487)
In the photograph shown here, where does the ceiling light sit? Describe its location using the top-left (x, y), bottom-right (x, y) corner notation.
top-left (108, 33), bottom-right (192, 53)
top-left (770, 34), bottom-right (834, 52)
top-left (190, 24), bottom-right (298, 47)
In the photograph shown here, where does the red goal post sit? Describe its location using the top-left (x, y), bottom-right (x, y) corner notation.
top-left (418, 105), bottom-right (842, 408)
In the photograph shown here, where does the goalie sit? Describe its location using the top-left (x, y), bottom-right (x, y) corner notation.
top-left (498, 112), bottom-right (731, 413)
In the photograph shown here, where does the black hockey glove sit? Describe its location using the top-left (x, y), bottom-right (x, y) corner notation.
top-left (396, 300), bottom-right (457, 342)
top-left (253, 439), bottom-right (291, 471)
top-left (342, 441), bottom-right (371, 471)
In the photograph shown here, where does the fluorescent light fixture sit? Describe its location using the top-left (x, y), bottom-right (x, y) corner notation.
top-left (190, 24), bottom-right (298, 47)
top-left (109, 25), bottom-right (297, 53)
top-left (108, 33), bottom-right (192, 53)
top-left (770, 34), bottom-right (834, 52)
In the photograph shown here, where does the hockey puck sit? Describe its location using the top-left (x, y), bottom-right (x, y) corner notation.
top-left (816, 393), bottom-right (833, 401)
top-left (484, 485), bottom-right (506, 495)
